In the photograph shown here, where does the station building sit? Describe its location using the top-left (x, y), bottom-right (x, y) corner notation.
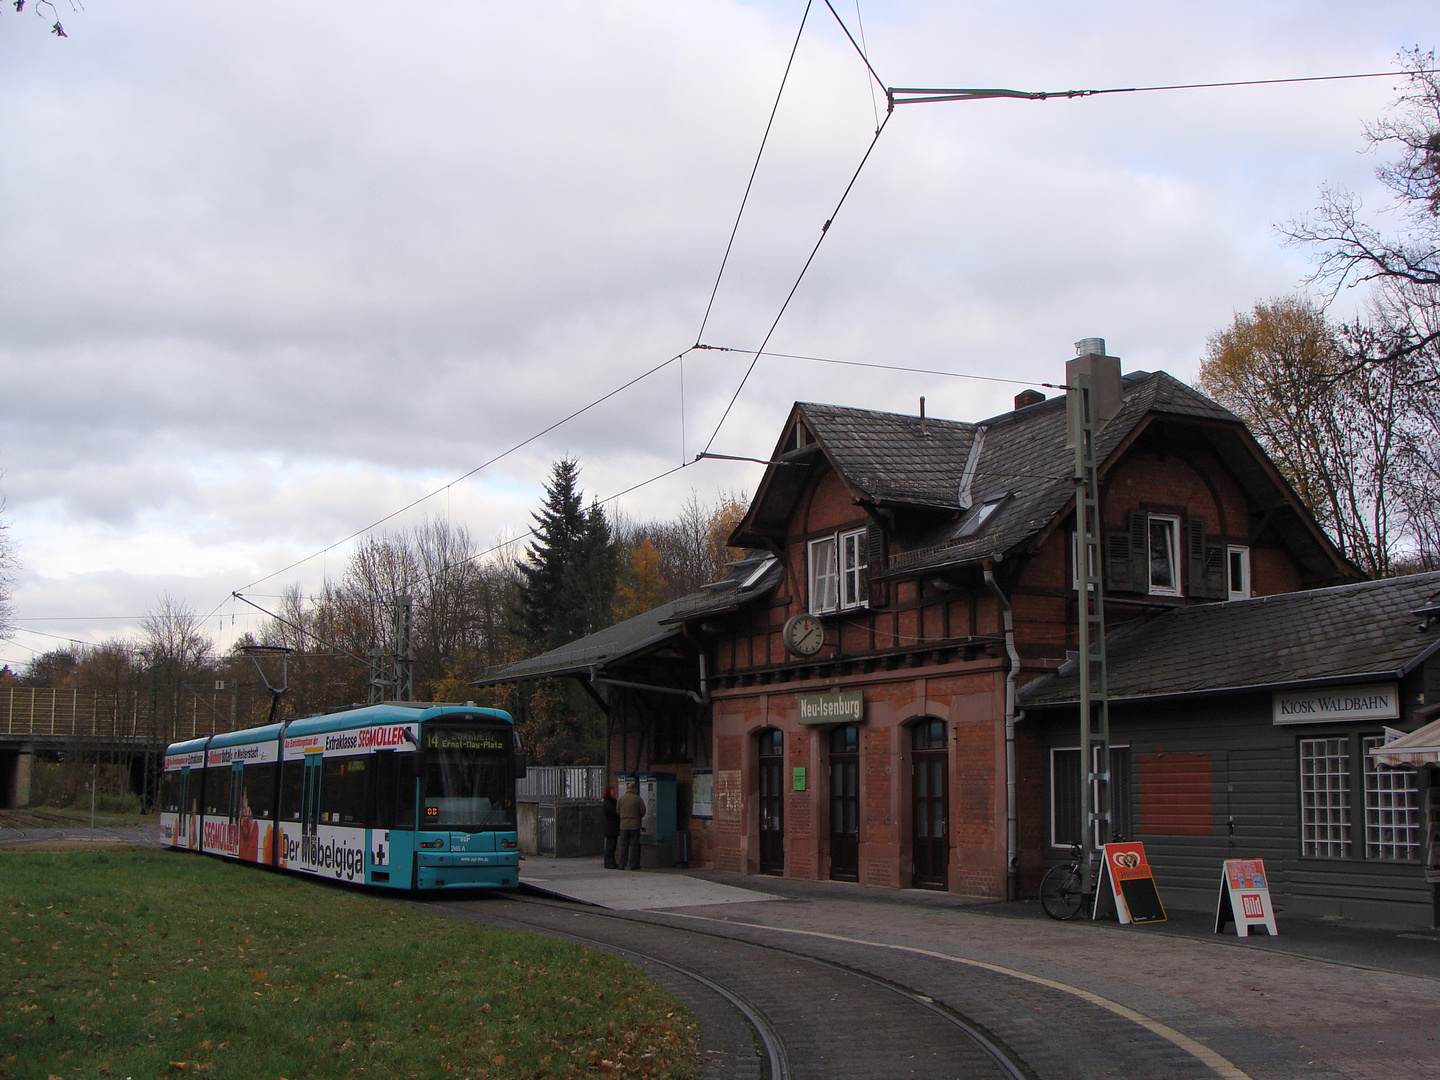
top-left (480, 346), bottom-right (1386, 904)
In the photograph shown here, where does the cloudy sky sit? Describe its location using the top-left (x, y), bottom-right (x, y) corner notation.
top-left (1, 1), bottom-right (1434, 665)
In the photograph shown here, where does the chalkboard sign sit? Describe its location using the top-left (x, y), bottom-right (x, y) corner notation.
top-left (1096, 842), bottom-right (1167, 925)
top-left (1118, 875), bottom-right (1167, 924)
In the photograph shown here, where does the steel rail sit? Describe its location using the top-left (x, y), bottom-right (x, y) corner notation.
top-left (438, 893), bottom-right (1031, 1080)
top-left (427, 898), bottom-right (790, 1080)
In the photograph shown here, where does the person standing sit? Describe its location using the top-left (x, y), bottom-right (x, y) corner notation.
top-left (616, 781), bottom-right (646, 871)
top-left (601, 786), bottom-right (620, 869)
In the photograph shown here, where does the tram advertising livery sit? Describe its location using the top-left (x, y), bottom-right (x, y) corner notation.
top-left (160, 703), bottom-right (524, 891)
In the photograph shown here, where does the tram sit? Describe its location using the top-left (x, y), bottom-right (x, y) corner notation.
top-left (160, 702), bottom-right (524, 891)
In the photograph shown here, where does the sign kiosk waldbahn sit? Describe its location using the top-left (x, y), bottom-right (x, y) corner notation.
top-left (1215, 858), bottom-right (1278, 937)
top-left (160, 702), bottom-right (524, 892)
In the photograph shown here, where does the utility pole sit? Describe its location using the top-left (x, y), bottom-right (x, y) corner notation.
top-left (393, 593), bottom-right (414, 702)
top-left (368, 595), bottom-right (414, 703)
top-left (1068, 341), bottom-right (1116, 897)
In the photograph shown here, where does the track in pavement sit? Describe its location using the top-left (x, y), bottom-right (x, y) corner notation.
top-left (424, 893), bottom-right (1231, 1080)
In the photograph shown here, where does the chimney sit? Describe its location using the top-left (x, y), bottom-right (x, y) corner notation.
top-left (1013, 389), bottom-right (1045, 410)
top-left (1065, 337), bottom-right (1123, 447)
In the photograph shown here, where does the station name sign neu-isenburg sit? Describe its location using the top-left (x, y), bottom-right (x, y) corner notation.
top-left (797, 690), bottom-right (864, 726)
top-left (1272, 683), bottom-right (1399, 725)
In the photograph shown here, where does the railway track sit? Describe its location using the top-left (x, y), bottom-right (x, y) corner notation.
top-left (428, 893), bottom-right (1034, 1080)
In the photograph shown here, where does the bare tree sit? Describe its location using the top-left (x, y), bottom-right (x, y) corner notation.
top-left (1285, 48), bottom-right (1440, 368)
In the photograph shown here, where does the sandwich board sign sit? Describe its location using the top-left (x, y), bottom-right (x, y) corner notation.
top-left (1093, 841), bottom-right (1167, 924)
top-left (1215, 858), bottom-right (1278, 937)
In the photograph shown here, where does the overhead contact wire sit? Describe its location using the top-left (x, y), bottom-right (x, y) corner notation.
top-left (236, 349), bottom-right (691, 592)
top-left (888, 69), bottom-right (1432, 106)
top-left (823, 0), bottom-right (886, 100)
top-left (693, 0), bottom-right (813, 346)
top-left (702, 107), bottom-right (892, 455)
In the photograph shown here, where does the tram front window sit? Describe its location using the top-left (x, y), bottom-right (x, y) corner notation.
top-left (421, 726), bottom-right (515, 831)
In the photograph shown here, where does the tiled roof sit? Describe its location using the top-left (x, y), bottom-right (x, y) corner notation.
top-left (1020, 571), bottom-right (1440, 706)
top-left (886, 371), bottom-right (1241, 573)
top-left (475, 554), bottom-right (781, 684)
top-left (799, 403), bottom-right (978, 508)
top-left (473, 600), bottom-right (690, 684)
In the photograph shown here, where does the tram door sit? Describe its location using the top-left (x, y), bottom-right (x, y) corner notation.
top-left (228, 762), bottom-right (245, 850)
top-left (300, 754), bottom-right (324, 851)
top-left (828, 725), bottom-right (859, 882)
top-left (911, 719), bottom-right (948, 889)
top-left (758, 730), bottom-right (785, 875)
top-left (177, 770), bottom-right (191, 844)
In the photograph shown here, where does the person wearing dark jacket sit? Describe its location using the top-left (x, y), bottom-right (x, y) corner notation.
top-left (601, 786), bottom-right (620, 869)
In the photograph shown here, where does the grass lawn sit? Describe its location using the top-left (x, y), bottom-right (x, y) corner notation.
top-left (1, 848), bottom-right (699, 1080)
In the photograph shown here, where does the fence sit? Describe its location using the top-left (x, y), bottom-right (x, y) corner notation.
top-left (0, 686), bottom-right (227, 743)
top-left (516, 765), bottom-right (607, 803)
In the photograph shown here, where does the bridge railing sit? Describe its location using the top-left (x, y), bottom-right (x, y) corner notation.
top-left (0, 687), bottom-right (230, 743)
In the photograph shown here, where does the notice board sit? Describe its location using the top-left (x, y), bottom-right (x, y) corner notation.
top-left (1095, 841), bottom-right (1167, 924)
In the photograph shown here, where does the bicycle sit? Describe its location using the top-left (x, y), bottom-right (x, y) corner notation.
top-left (1040, 834), bottom-right (1132, 920)
top-left (1039, 843), bottom-right (1088, 920)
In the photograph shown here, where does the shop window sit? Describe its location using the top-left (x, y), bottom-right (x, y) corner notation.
top-left (1362, 736), bottom-right (1421, 861)
top-left (810, 528), bottom-right (869, 613)
top-left (1147, 515), bottom-right (1181, 596)
top-left (1300, 737), bottom-right (1351, 858)
top-left (1050, 745), bottom-right (1131, 846)
top-left (1227, 546), bottom-right (1251, 600)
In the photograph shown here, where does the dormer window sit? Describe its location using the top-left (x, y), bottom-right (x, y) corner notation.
top-left (1147, 515), bottom-right (1181, 596)
top-left (809, 528), bottom-right (869, 613)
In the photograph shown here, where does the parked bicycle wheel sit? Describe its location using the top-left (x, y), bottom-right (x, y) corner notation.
top-left (1040, 863), bottom-right (1086, 920)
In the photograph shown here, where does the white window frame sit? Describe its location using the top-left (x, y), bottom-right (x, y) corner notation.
top-left (1362, 735), bottom-right (1421, 861)
top-left (1147, 514), bottom-right (1181, 596)
top-left (839, 528), bottom-right (869, 610)
top-left (808, 536), bottom-right (839, 614)
top-left (1300, 737), bottom-right (1351, 858)
top-left (810, 530), bottom-right (869, 614)
top-left (1227, 545), bottom-right (1251, 600)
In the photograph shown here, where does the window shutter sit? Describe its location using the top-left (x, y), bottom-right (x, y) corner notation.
top-left (1105, 532), bottom-right (1131, 591)
top-left (865, 523), bottom-right (887, 608)
top-left (1128, 511), bottom-right (1148, 593)
top-left (1186, 516), bottom-right (1207, 598)
top-left (1203, 543), bottom-right (1227, 599)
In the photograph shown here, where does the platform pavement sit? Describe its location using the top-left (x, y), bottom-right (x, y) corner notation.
top-left (522, 856), bottom-right (1440, 1079)
top-left (518, 854), bottom-right (781, 910)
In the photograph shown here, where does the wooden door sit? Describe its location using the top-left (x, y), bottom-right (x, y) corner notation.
top-left (758, 729), bottom-right (785, 875)
top-left (829, 725), bottom-right (859, 881)
top-left (911, 719), bottom-right (948, 889)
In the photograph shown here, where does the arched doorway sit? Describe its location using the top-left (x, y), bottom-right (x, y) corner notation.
top-left (829, 724), bottom-right (860, 881)
top-left (911, 718), bottom-right (948, 889)
top-left (757, 729), bottom-right (785, 875)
